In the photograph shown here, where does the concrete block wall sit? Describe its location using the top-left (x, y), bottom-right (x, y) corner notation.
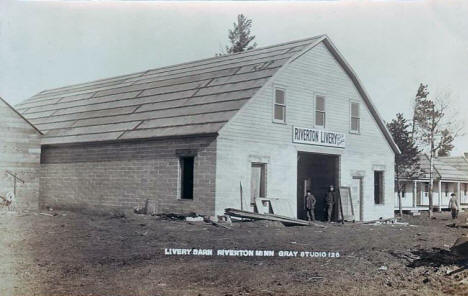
top-left (216, 41), bottom-right (395, 221)
top-left (40, 136), bottom-right (216, 215)
top-left (0, 99), bottom-right (41, 210)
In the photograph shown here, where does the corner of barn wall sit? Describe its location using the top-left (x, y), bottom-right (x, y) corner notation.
top-left (0, 100), bottom-right (41, 210)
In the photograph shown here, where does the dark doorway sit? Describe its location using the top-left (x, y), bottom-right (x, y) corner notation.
top-left (297, 152), bottom-right (339, 221)
top-left (180, 156), bottom-right (194, 199)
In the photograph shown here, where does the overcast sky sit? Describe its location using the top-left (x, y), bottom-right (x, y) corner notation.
top-left (0, 0), bottom-right (467, 154)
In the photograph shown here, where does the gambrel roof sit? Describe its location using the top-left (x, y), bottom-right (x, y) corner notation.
top-left (15, 35), bottom-right (399, 154)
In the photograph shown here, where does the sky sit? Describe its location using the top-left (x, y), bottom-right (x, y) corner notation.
top-left (0, 0), bottom-right (467, 154)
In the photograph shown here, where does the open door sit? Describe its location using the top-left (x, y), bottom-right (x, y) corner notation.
top-left (251, 163), bottom-right (266, 209)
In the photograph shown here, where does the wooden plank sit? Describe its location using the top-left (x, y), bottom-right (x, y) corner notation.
top-left (44, 121), bottom-right (141, 137)
top-left (41, 131), bottom-right (124, 145)
top-left (224, 208), bottom-right (310, 226)
top-left (35, 121), bottom-right (77, 131)
top-left (23, 110), bottom-right (57, 120)
top-left (208, 68), bottom-right (277, 87)
top-left (15, 98), bottom-right (62, 110)
top-left (137, 88), bottom-right (257, 113)
top-left (196, 78), bottom-right (268, 97)
top-left (29, 106), bottom-right (139, 125)
top-left (23, 91), bottom-right (141, 115)
top-left (126, 67), bottom-right (241, 90)
top-left (138, 80), bottom-right (209, 98)
top-left (119, 122), bottom-right (224, 140)
top-left (49, 90), bottom-right (196, 117)
top-left (33, 73), bottom-right (143, 98)
top-left (137, 110), bottom-right (237, 129)
top-left (72, 99), bottom-right (247, 128)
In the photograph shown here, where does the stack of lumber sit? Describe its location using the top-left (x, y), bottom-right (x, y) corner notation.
top-left (224, 208), bottom-right (311, 226)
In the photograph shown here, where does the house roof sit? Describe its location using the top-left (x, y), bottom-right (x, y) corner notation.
top-left (410, 154), bottom-right (468, 182)
top-left (434, 156), bottom-right (468, 181)
top-left (15, 35), bottom-right (399, 154)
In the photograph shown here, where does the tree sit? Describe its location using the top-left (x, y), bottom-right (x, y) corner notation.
top-left (387, 113), bottom-right (421, 216)
top-left (220, 14), bottom-right (257, 55)
top-left (411, 83), bottom-right (429, 136)
top-left (412, 86), bottom-right (464, 217)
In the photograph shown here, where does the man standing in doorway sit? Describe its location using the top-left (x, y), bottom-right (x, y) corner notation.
top-left (326, 185), bottom-right (336, 222)
top-left (305, 190), bottom-right (316, 221)
top-left (448, 193), bottom-right (459, 220)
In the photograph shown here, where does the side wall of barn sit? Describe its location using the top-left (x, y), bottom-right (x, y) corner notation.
top-left (215, 42), bottom-right (395, 221)
top-left (40, 136), bottom-right (217, 215)
top-left (0, 99), bottom-right (41, 210)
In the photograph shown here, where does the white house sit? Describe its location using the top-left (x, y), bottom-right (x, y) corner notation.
top-left (15, 35), bottom-right (399, 221)
top-left (395, 154), bottom-right (468, 212)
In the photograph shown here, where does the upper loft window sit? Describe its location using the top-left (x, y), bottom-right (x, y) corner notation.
top-left (315, 95), bottom-right (326, 127)
top-left (350, 102), bottom-right (360, 133)
top-left (273, 88), bottom-right (286, 123)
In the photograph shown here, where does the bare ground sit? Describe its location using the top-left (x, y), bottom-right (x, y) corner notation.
top-left (0, 209), bottom-right (467, 296)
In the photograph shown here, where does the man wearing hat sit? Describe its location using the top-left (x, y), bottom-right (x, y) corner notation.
top-left (448, 193), bottom-right (459, 220)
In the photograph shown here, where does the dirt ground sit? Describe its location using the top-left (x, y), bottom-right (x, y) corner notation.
top-left (0, 208), bottom-right (468, 296)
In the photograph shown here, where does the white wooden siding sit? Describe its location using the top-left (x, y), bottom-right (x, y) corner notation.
top-left (215, 42), bottom-right (395, 221)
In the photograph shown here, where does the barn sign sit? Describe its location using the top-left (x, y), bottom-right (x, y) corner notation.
top-left (292, 126), bottom-right (346, 148)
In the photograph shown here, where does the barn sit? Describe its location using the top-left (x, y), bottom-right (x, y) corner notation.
top-left (0, 97), bottom-right (41, 210)
top-left (15, 35), bottom-right (399, 221)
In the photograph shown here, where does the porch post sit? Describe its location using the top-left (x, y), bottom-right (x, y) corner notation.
top-left (438, 180), bottom-right (442, 210)
top-left (413, 180), bottom-right (417, 208)
top-left (457, 182), bottom-right (461, 205)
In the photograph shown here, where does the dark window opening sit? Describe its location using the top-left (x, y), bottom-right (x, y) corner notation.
top-left (180, 156), bottom-right (194, 199)
top-left (444, 183), bottom-right (448, 196)
top-left (402, 183), bottom-right (406, 198)
top-left (374, 171), bottom-right (384, 204)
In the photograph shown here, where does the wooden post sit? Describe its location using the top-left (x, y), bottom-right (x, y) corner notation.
top-left (438, 180), bottom-right (442, 210)
top-left (239, 181), bottom-right (244, 211)
top-left (457, 182), bottom-right (461, 206)
top-left (413, 180), bottom-right (417, 208)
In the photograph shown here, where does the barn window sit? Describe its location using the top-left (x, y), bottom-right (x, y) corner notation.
top-left (180, 156), bottom-right (194, 200)
top-left (273, 88), bottom-right (286, 123)
top-left (374, 171), bottom-right (384, 204)
top-left (350, 102), bottom-right (360, 133)
top-left (315, 95), bottom-right (326, 127)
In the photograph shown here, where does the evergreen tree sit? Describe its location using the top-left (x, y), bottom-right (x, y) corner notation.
top-left (220, 14), bottom-right (257, 55)
top-left (387, 113), bottom-right (421, 216)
